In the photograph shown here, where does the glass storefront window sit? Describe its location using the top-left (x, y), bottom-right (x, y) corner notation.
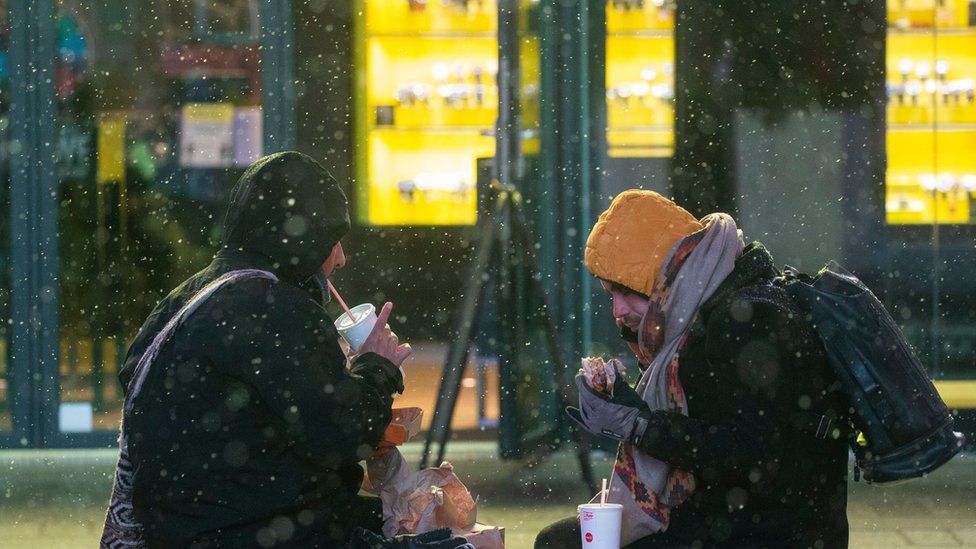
top-left (55, 0), bottom-right (263, 434)
top-left (603, 0), bottom-right (673, 200)
top-left (355, 0), bottom-right (497, 225)
top-left (886, 0), bottom-right (976, 224)
top-left (884, 1), bottom-right (976, 394)
top-left (606, 0), bottom-right (674, 163)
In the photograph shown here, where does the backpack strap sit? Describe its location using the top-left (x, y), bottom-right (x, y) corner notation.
top-left (124, 269), bottom-right (278, 407)
top-left (793, 408), bottom-right (849, 441)
top-left (775, 266), bottom-right (854, 444)
top-left (101, 268), bottom-right (277, 548)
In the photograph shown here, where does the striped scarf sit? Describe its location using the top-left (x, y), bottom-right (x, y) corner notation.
top-left (607, 214), bottom-right (744, 545)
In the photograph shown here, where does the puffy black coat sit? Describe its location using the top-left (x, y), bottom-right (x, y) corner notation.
top-left (118, 152), bottom-right (402, 547)
top-left (632, 243), bottom-right (850, 548)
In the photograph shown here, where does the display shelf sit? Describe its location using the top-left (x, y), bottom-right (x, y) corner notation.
top-left (608, 103), bottom-right (673, 128)
top-left (368, 31), bottom-right (497, 38)
top-left (885, 183), bottom-right (972, 224)
top-left (370, 124), bottom-right (494, 134)
top-left (889, 123), bottom-right (976, 130)
top-left (366, 129), bottom-right (491, 225)
top-left (606, 30), bottom-right (674, 149)
top-left (889, 26), bottom-right (976, 35)
top-left (606, 1), bottom-right (675, 33)
top-left (607, 128), bottom-right (673, 159)
top-left (376, 106), bottom-right (497, 130)
top-left (607, 29), bottom-right (672, 38)
top-left (357, 0), bottom-right (498, 225)
top-left (365, 36), bottom-right (497, 106)
top-left (888, 106), bottom-right (976, 126)
top-left (885, 0), bottom-right (976, 224)
top-left (886, 0), bottom-right (973, 29)
top-left (886, 126), bottom-right (976, 224)
top-left (366, 0), bottom-right (497, 35)
top-left (608, 124), bottom-right (672, 131)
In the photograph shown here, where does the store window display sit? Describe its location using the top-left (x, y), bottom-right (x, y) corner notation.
top-left (356, 0), bottom-right (498, 225)
top-left (603, 0), bottom-right (674, 196)
top-left (54, 0), bottom-right (263, 434)
top-left (886, 0), bottom-right (976, 224)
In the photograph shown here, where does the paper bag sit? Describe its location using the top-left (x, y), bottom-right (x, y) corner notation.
top-left (363, 448), bottom-right (503, 549)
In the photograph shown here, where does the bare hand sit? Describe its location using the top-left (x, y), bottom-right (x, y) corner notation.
top-left (359, 302), bottom-right (412, 368)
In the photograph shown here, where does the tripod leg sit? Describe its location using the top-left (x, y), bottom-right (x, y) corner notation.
top-left (495, 199), bottom-right (521, 458)
top-left (420, 196), bottom-right (501, 469)
top-left (434, 264), bottom-right (497, 465)
top-left (509, 193), bottom-right (597, 493)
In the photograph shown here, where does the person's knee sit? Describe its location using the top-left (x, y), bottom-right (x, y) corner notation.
top-left (534, 525), bottom-right (557, 549)
top-left (535, 517), bottom-right (579, 549)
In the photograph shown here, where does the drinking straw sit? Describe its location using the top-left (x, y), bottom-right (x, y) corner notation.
top-left (600, 478), bottom-right (607, 507)
top-left (326, 279), bottom-right (354, 320)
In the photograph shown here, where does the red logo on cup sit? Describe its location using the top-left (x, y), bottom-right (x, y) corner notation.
top-left (585, 532), bottom-right (593, 542)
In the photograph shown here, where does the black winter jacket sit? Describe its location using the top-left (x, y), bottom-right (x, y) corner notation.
top-left (118, 152), bottom-right (403, 547)
top-left (632, 243), bottom-right (850, 549)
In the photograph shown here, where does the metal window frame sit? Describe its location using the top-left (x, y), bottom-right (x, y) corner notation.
top-left (260, 0), bottom-right (295, 153)
top-left (7, 0), bottom-right (62, 448)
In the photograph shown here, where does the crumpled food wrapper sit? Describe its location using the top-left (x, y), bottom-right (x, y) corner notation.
top-left (580, 357), bottom-right (624, 395)
top-left (363, 448), bottom-right (503, 548)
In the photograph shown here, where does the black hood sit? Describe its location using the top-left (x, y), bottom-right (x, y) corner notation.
top-left (220, 151), bottom-right (350, 283)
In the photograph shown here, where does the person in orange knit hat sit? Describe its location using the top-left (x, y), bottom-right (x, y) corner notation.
top-left (536, 190), bottom-right (850, 548)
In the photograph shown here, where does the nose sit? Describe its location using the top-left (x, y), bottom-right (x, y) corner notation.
top-left (612, 294), bottom-right (628, 319)
top-left (335, 243), bottom-right (346, 270)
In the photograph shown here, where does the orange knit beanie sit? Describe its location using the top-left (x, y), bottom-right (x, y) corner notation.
top-left (584, 190), bottom-right (703, 296)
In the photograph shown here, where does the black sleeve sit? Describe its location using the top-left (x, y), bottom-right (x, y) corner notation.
top-left (220, 280), bottom-right (404, 467)
top-left (634, 297), bottom-right (795, 485)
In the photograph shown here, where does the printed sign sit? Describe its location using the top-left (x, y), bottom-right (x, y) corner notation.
top-left (179, 103), bottom-right (235, 168)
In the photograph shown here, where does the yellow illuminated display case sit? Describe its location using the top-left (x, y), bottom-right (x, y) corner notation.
top-left (606, 0), bottom-right (675, 159)
top-left (886, 0), bottom-right (976, 224)
top-left (355, 0), bottom-right (498, 225)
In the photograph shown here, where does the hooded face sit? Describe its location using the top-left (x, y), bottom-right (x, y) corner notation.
top-left (220, 152), bottom-right (351, 284)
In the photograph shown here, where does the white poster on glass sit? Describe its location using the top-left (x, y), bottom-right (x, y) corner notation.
top-left (179, 103), bottom-right (235, 168)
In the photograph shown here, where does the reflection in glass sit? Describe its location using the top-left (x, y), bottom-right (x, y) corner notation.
top-left (884, 0), bottom-right (976, 394)
top-left (56, 1), bottom-right (262, 432)
top-left (886, 0), bottom-right (976, 225)
top-left (355, 0), bottom-right (497, 225)
top-left (605, 0), bottom-right (673, 196)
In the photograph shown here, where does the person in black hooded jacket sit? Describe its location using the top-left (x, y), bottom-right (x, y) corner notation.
top-left (114, 152), bottom-right (410, 547)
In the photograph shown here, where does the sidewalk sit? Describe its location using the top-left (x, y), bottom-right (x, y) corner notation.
top-left (0, 443), bottom-right (972, 548)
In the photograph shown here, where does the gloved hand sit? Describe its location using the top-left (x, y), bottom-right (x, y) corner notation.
top-left (567, 367), bottom-right (651, 442)
top-left (346, 527), bottom-right (472, 549)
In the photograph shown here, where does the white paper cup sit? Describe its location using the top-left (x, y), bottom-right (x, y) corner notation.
top-left (578, 503), bottom-right (622, 549)
top-left (334, 303), bottom-right (377, 352)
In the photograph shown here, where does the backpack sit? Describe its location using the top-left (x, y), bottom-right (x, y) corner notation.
top-left (776, 262), bottom-right (966, 485)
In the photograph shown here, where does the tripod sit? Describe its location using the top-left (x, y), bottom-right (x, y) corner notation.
top-left (419, 181), bottom-right (596, 493)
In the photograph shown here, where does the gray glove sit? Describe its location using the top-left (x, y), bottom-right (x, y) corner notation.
top-left (567, 369), bottom-right (651, 442)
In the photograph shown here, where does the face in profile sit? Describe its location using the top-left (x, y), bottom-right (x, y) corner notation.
top-left (601, 280), bottom-right (650, 333)
top-left (321, 242), bottom-right (346, 278)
